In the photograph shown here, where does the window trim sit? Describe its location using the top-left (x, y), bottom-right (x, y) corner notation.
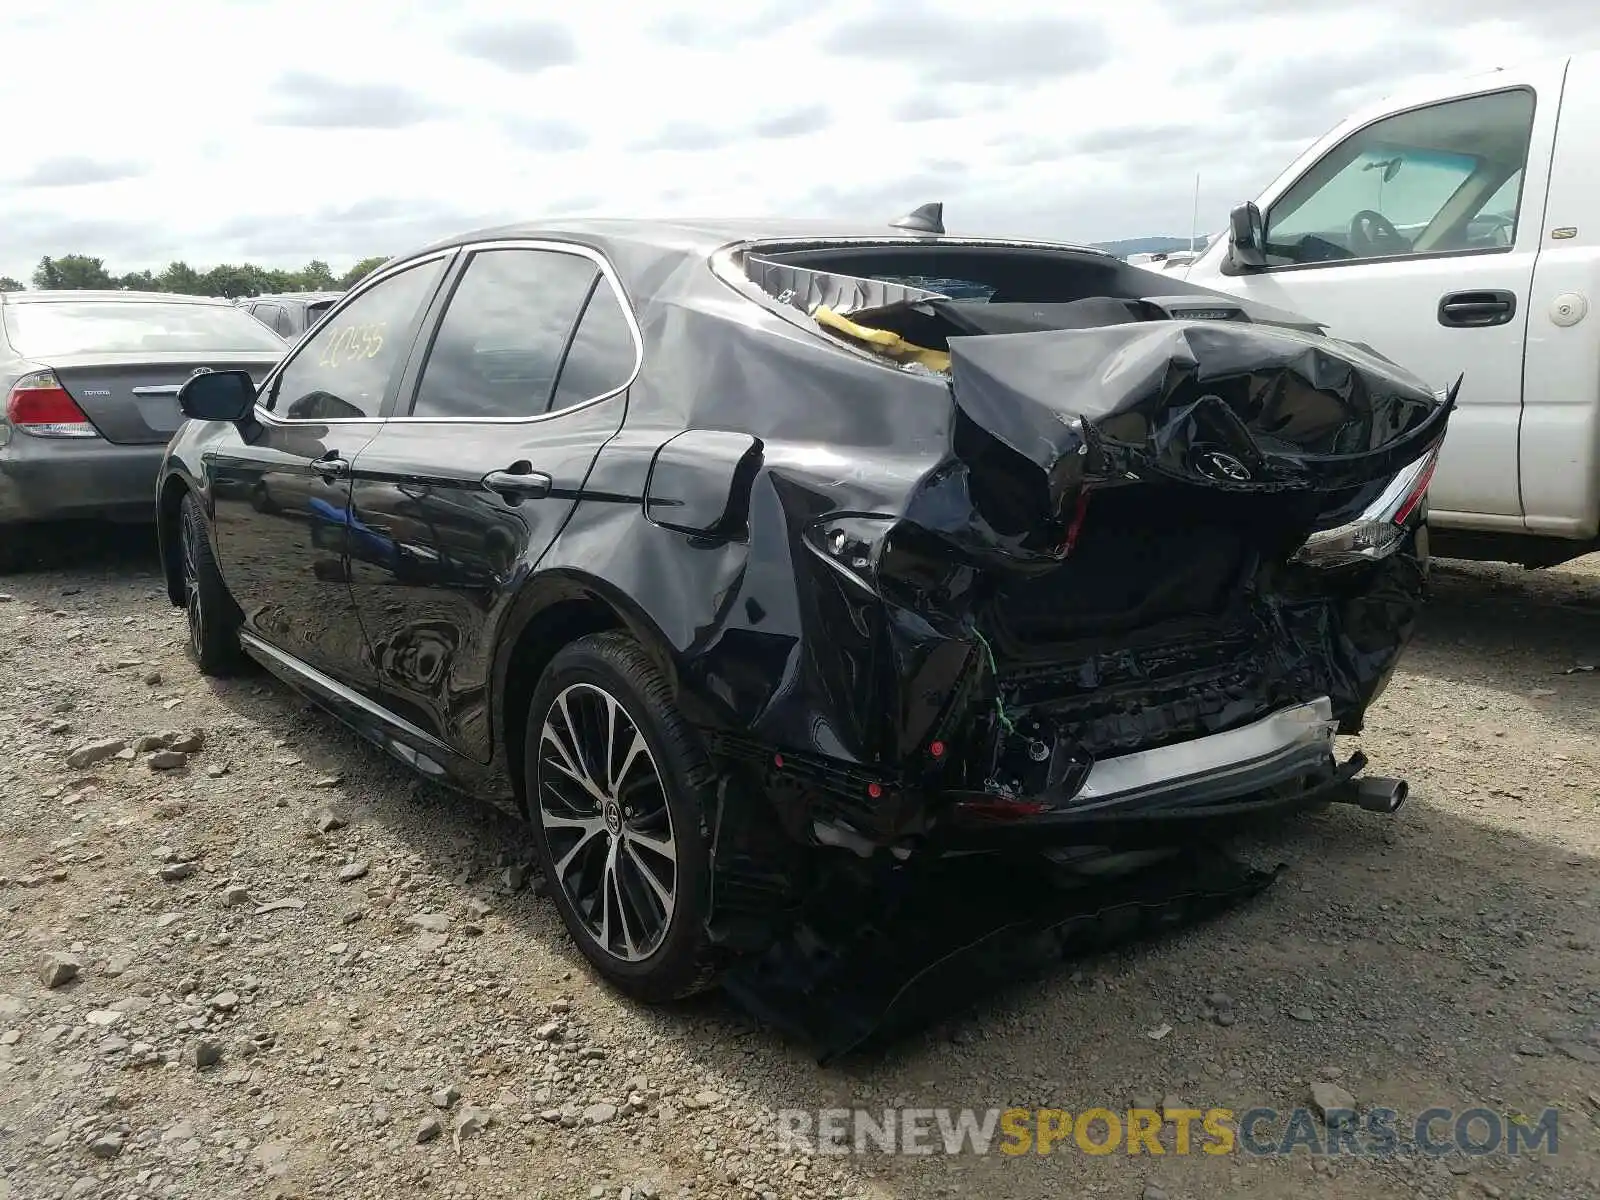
top-left (1223, 84), bottom-right (1538, 278)
top-left (390, 239), bottom-right (644, 426)
top-left (253, 250), bottom-right (457, 426)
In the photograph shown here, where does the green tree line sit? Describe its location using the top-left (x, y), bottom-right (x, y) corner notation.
top-left (0, 254), bottom-right (391, 298)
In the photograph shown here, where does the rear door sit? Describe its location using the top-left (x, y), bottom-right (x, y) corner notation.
top-left (345, 241), bottom-right (639, 760)
top-left (206, 255), bottom-right (453, 687)
top-left (1190, 68), bottom-right (1563, 521)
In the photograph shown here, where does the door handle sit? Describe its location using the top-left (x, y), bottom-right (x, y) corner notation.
top-left (311, 450), bottom-right (349, 481)
top-left (1438, 290), bottom-right (1517, 328)
top-left (482, 463), bottom-right (553, 504)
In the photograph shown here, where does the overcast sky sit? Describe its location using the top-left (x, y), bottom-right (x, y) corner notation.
top-left (2, 0), bottom-right (1595, 279)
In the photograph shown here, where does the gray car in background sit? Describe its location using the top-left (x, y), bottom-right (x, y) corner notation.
top-left (0, 290), bottom-right (287, 570)
top-left (238, 291), bottom-right (344, 342)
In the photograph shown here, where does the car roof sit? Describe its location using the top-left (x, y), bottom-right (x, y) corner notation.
top-left (384, 217), bottom-right (1118, 317)
top-left (402, 216), bottom-right (1112, 265)
top-left (0, 289), bottom-right (236, 307)
top-left (251, 291), bottom-right (344, 302)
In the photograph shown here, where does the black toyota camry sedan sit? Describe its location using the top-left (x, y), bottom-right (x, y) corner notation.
top-left (156, 214), bottom-right (1450, 1000)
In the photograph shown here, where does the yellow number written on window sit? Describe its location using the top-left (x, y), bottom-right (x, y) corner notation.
top-left (315, 321), bottom-right (387, 369)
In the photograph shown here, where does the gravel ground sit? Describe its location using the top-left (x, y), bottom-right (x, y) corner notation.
top-left (1, 533), bottom-right (1598, 1200)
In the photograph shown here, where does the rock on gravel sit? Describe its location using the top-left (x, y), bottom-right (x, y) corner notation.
top-left (253, 898), bottom-right (306, 915)
top-left (187, 1040), bottom-right (224, 1069)
top-left (65, 738), bottom-right (125, 768)
top-left (167, 729), bottom-right (204, 752)
top-left (311, 807), bottom-right (348, 833)
top-left (416, 1115), bottom-right (443, 1143)
top-left (1309, 1082), bottom-right (1357, 1127)
top-left (337, 860), bottom-right (369, 883)
top-left (146, 749), bottom-right (189, 771)
top-left (452, 1106), bottom-right (491, 1146)
top-left (36, 950), bottom-right (80, 988)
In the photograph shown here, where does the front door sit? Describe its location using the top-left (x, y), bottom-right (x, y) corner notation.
top-left (208, 255), bottom-right (451, 686)
top-left (345, 242), bottom-right (639, 760)
top-left (1190, 66), bottom-right (1564, 521)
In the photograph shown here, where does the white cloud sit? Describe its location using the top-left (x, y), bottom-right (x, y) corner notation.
top-left (0, 0), bottom-right (1592, 280)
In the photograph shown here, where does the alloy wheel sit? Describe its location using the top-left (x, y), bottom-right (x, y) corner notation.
top-left (537, 682), bottom-right (678, 962)
top-left (181, 516), bottom-right (204, 659)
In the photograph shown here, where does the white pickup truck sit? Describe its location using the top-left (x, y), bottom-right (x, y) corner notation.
top-left (1183, 49), bottom-right (1600, 568)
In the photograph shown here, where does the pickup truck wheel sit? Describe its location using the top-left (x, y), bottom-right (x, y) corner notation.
top-left (179, 493), bottom-right (245, 676)
top-left (525, 631), bottom-right (719, 1003)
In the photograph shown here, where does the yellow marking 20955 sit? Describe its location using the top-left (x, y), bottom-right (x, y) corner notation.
top-left (317, 322), bottom-right (387, 369)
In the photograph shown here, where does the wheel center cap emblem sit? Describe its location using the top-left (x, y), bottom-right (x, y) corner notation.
top-left (602, 800), bottom-right (622, 836)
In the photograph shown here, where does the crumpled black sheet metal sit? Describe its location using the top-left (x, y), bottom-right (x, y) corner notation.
top-left (946, 319), bottom-right (1448, 511)
top-left (720, 844), bottom-right (1284, 1064)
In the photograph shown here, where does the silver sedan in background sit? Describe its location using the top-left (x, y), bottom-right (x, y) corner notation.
top-left (1, 290), bottom-right (287, 570)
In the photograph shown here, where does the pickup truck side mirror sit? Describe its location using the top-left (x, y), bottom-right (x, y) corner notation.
top-left (1227, 202), bottom-right (1268, 271)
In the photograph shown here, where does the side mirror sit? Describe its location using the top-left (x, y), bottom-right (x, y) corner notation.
top-left (178, 370), bottom-right (256, 423)
top-left (1227, 201), bottom-right (1268, 271)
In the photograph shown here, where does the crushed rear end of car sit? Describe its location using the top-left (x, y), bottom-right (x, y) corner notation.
top-left (710, 256), bottom-right (1452, 861)
top-left (691, 248), bottom-right (1452, 1055)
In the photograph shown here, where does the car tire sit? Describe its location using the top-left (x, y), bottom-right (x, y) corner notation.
top-left (525, 631), bottom-right (720, 1003)
top-left (178, 492), bottom-right (245, 676)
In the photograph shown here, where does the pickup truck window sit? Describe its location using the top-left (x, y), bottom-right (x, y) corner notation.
top-left (1263, 88), bottom-right (1535, 268)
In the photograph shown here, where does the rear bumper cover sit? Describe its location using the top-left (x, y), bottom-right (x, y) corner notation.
top-left (930, 697), bottom-right (1346, 849)
top-left (0, 435), bottom-right (164, 524)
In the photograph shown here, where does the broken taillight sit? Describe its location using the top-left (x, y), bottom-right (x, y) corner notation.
top-left (803, 514), bottom-right (896, 583)
top-left (1292, 444), bottom-right (1440, 567)
top-left (5, 370), bottom-right (99, 439)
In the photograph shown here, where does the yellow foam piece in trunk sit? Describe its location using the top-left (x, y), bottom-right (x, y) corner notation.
top-left (812, 304), bottom-right (951, 373)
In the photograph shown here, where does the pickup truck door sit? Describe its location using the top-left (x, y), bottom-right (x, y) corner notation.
top-left (1186, 60), bottom-right (1568, 524)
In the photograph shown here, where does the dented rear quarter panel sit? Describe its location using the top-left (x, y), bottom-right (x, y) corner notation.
top-left (520, 277), bottom-right (954, 778)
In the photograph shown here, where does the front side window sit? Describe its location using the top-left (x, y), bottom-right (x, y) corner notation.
top-left (1264, 88), bottom-right (1535, 267)
top-left (268, 259), bottom-right (447, 421)
top-left (411, 248), bottom-right (600, 420)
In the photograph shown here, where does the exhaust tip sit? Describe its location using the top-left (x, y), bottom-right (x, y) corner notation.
top-left (1351, 776), bottom-right (1408, 814)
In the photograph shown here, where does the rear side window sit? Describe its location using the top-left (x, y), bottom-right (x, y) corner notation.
top-left (549, 282), bottom-right (637, 412)
top-left (274, 307), bottom-right (297, 339)
top-left (1, 301), bottom-right (287, 357)
top-left (252, 302), bottom-right (281, 332)
top-left (411, 248), bottom-right (600, 420)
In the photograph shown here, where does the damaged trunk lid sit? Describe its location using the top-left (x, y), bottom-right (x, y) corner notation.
top-left (931, 315), bottom-right (1452, 571)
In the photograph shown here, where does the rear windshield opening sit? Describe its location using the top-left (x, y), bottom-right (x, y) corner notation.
top-left (2, 300), bottom-right (288, 357)
top-left (741, 241), bottom-right (1237, 370)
